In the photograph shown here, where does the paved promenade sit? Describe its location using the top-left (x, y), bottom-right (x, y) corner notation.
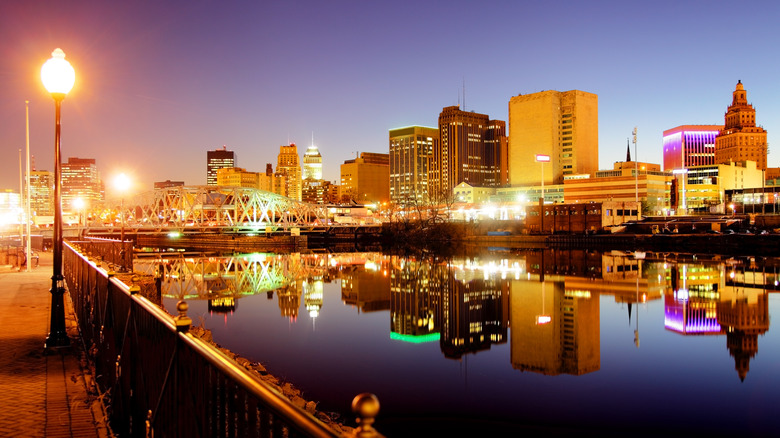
top-left (0, 252), bottom-right (111, 438)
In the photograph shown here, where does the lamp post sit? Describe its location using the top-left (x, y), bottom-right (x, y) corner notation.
top-left (114, 173), bottom-right (131, 272)
top-left (25, 100), bottom-right (32, 272)
top-left (73, 197), bottom-right (85, 238)
top-left (535, 154), bottom-right (550, 233)
top-left (41, 48), bottom-right (75, 349)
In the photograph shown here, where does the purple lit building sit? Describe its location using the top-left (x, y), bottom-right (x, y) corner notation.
top-left (662, 125), bottom-right (722, 171)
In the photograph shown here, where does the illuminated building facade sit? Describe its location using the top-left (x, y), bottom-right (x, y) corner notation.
top-left (680, 161), bottom-right (764, 212)
top-left (389, 126), bottom-right (439, 205)
top-left (0, 190), bottom-right (21, 226)
top-left (206, 147), bottom-right (236, 186)
top-left (662, 125), bottom-right (722, 171)
top-left (216, 167), bottom-right (260, 188)
top-left (715, 81), bottom-right (768, 170)
top-left (508, 90), bottom-right (598, 186)
top-left (434, 106), bottom-right (507, 196)
top-left (340, 152), bottom-right (390, 204)
top-left (563, 161), bottom-right (671, 215)
top-left (61, 157), bottom-right (103, 214)
top-left (258, 163), bottom-right (287, 196)
top-left (302, 143), bottom-right (323, 181)
top-left (302, 179), bottom-right (331, 204)
top-left (28, 170), bottom-right (54, 216)
top-left (277, 143), bottom-right (302, 201)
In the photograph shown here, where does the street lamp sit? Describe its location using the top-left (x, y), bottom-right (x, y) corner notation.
top-left (73, 197), bottom-right (85, 237)
top-left (114, 173), bottom-right (131, 272)
top-left (535, 154), bottom-right (551, 204)
top-left (41, 48), bottom-right (75, 349)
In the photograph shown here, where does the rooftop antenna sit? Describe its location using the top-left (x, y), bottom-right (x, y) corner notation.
top-left (463, 77), bottom-right (466, 111)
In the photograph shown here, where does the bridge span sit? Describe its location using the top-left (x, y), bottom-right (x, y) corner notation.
top-left (80, 185), bottom-right (381, 235)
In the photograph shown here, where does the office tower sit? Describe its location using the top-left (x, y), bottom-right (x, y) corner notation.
top-left (663, 125), bottom-right (723, 171)
top-left (508, 90), bottom-right (598, 186)
top-left (277, 143), bottom-right (302, 201)
top-left (434, 106), bottom-right (507, 196)
top-left (715, 81), bottom-right (768, 170)
top-left (389, 126), bottom-right (439, 205)
top-left (340, 152), bottom-right (390, 204)
top-left (28, 170), bottom-right (54, 216)
top-left (216, 167), bottom-right (260, 188)
top-left (206, 146), bottom-right (236, 186)
top-left (303, 143), bottom-right (323, 181)
top-left (61, 157), bottom-right (103, 214)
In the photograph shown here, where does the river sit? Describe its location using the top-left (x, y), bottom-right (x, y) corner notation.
top-left (144, 249), bottom-right (780, 437)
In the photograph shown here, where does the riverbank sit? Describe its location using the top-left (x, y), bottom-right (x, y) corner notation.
top-left (464, 232), bottom-right (780, 255)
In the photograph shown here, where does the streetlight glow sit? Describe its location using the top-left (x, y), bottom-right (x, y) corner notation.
top-left (41, 48), bottom-right (75, 97)
top-left (114, 173), bottom-right (132, 272)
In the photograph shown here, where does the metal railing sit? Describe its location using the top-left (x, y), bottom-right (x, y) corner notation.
top-left (73, 236), bottom-right (133, 272)
top-left (63, 241), bottom-right (381, 437)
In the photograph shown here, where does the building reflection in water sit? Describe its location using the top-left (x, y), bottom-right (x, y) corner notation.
top-left (663, 258), bottom-right (770, 380)
top-left (138, 249), bottom-right (775, 380)
top-left (510, 250), bottom-right (600, 376)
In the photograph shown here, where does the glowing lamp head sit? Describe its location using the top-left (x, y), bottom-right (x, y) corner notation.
top-left (114, 173), bottom-right (131, 193)
top-left (535, 154), bottom-right (551, 163)
top-left (41, 48), bottom-right (75, 98)
top-left (72, 197), bottom-right (85, 211)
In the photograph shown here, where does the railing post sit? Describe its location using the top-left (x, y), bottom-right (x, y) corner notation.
top-left (174, 300), bottom-right (192, 332)
top-left (351, 393), bottom-right (382, 438)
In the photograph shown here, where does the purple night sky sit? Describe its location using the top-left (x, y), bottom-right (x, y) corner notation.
top-left (2, 0), bottom-right (779, 197)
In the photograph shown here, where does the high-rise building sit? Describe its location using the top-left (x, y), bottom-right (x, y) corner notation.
top-left (277, 143), bottom-right (302, 201)
top-left (28, 170), bottom-right (54, 216)
top-left (663, 125), bottom-right (723, 171)
top-left (340, 152), bottom-right (390, 204)
top-left (207, 147), bottom-right (236, 186)
top-left (715, 81), bottom-right (768, 170)
top-left (508, 90), bottom-right (598, 186)
top-left (302, 142), bottom-right (323, 181)
top-left (434, 106), bottom-right (507, 196)
top-left (61, 157), bottom-right (103, 214)
top-left (389, 126), bottom-right (439, 205)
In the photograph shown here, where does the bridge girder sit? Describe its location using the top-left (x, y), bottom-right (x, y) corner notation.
top-left (106, 186), bottom-right (329, 233)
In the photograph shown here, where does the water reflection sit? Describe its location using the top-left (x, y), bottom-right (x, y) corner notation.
top-left (141, 250), bottom-right (778, 385)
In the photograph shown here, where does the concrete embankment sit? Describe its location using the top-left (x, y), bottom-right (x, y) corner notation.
top-left (466, 233), bottom-right (780, 255)
top-left (136, 234), bottom-right (308, 252)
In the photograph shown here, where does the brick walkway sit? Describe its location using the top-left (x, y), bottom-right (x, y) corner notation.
top-left (0, 252), bottom-right (111, 438)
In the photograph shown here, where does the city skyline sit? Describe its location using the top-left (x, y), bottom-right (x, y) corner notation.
top-left (2, 1), bottom-right (780, 197)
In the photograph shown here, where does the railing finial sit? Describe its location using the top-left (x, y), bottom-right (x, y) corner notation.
top-left (352, 393), bottom-right (382, 437)
top-left (174, 300), bottom-right (192, 332)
